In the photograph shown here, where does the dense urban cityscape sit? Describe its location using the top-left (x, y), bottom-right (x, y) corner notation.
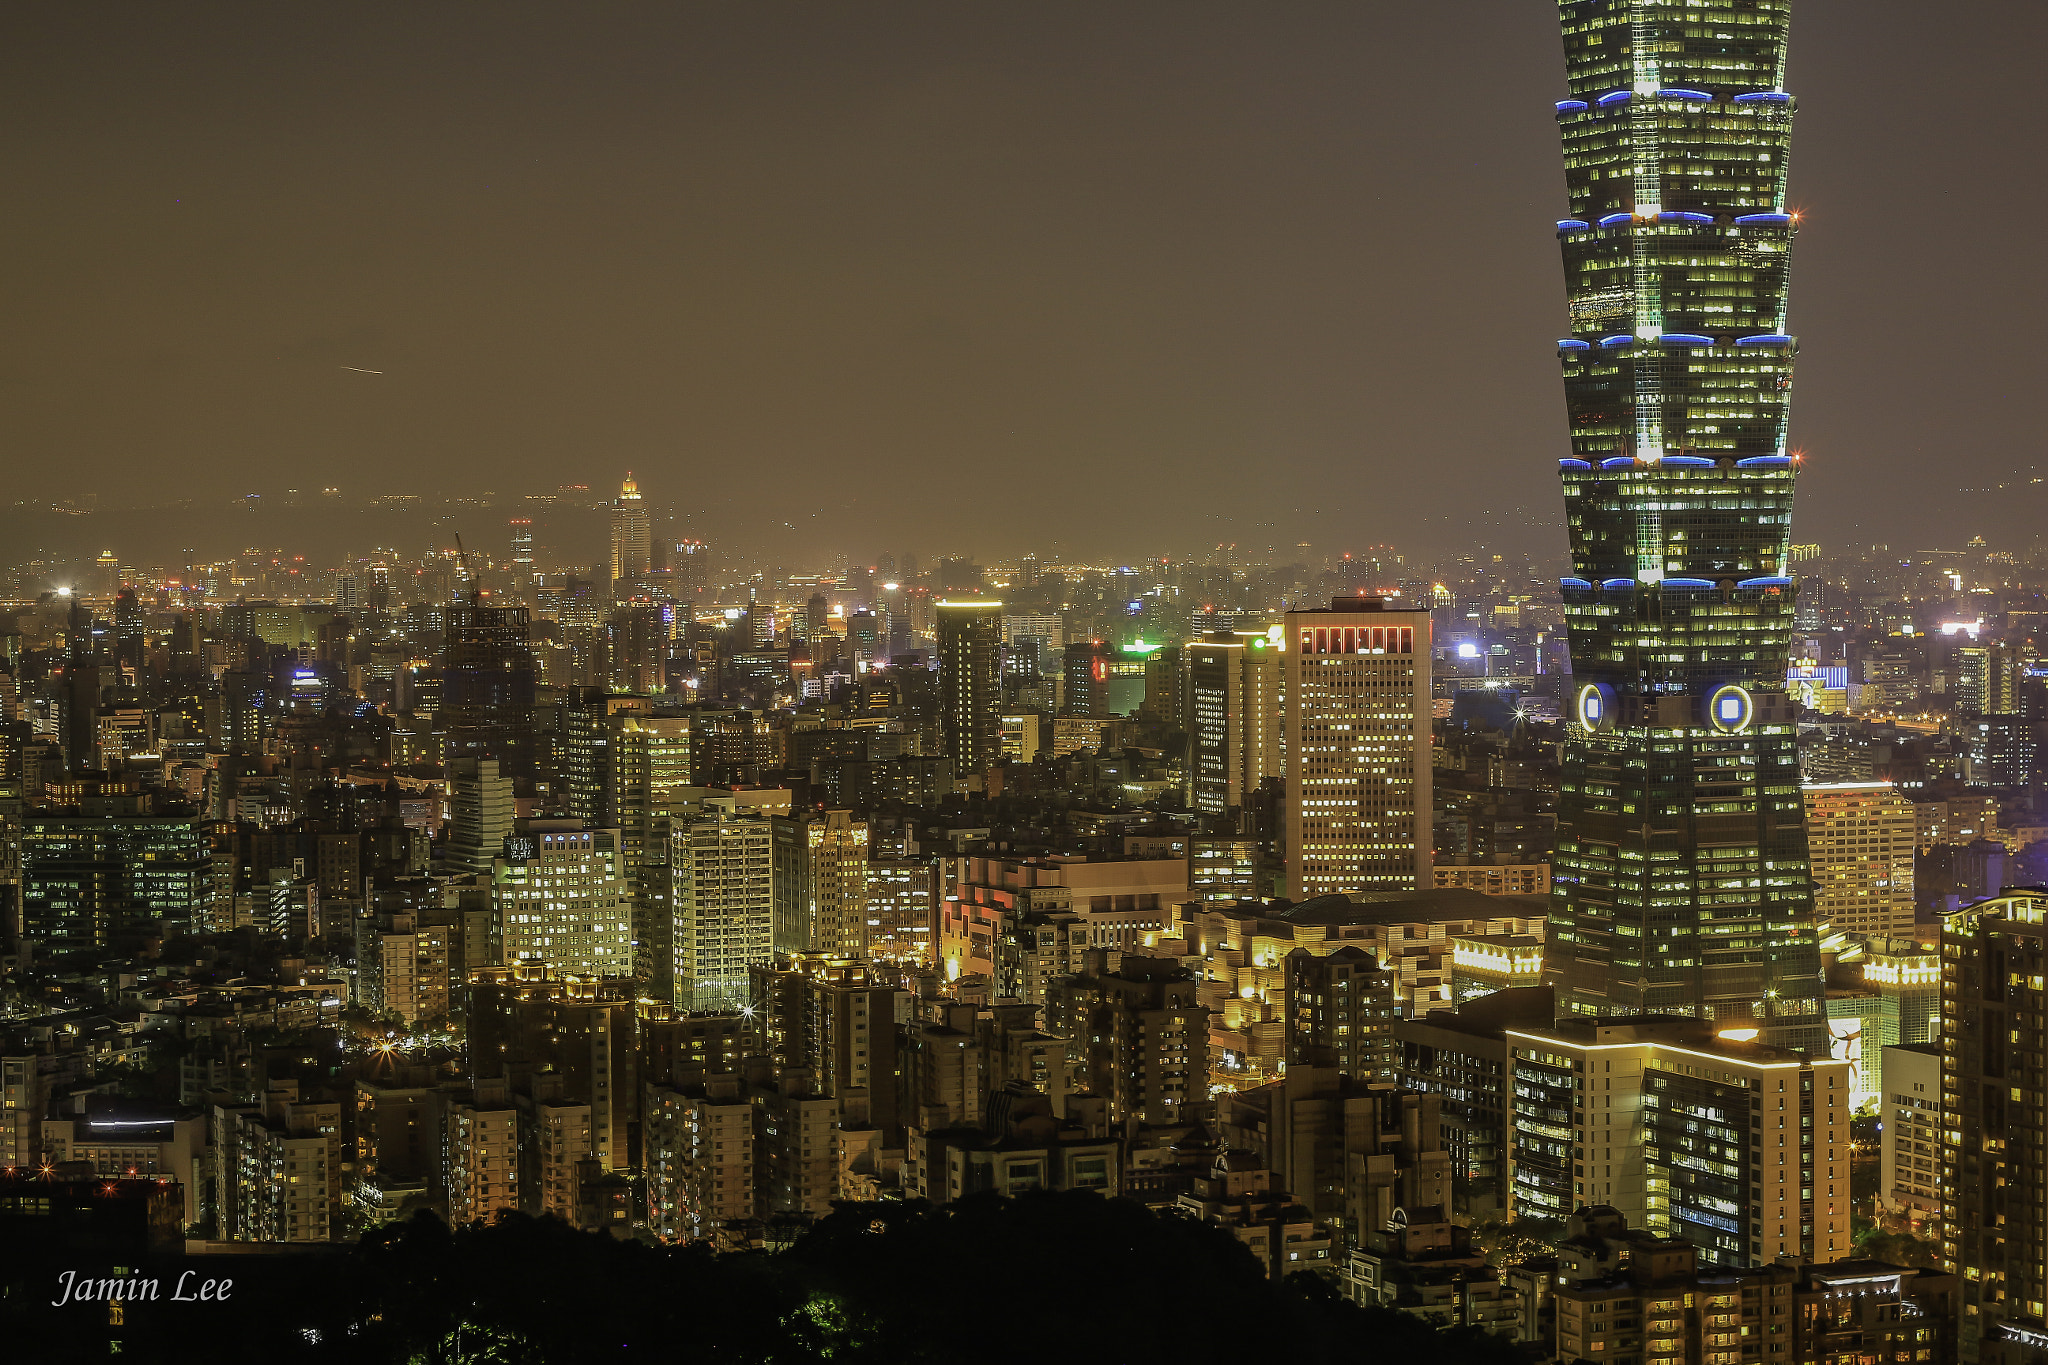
top-left (3, 1), bottom-right (2043, 1362)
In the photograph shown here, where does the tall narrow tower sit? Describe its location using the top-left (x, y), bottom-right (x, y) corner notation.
top-left (1543, 0), bottom-right (1823, 1049)
top-left (609, 472), bottom-right (652, 598)
top-left (935, 599), bottom-right (1003, 781)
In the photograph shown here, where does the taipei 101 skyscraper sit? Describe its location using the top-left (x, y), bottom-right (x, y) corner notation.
top-left (1542, 0), bottom-right (1825, 1049)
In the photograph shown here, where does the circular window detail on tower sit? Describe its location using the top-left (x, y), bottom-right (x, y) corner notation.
top-left (1709, 684), bottom-right (1755, 733)
top-left (1575, 682), bottom-right (1615, 733)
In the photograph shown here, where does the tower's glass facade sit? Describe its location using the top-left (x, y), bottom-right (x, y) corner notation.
top-left (1544, 0), bottom-right (1823, 1048)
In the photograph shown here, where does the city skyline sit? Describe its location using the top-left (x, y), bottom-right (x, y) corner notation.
top-left (2, 2), bottom-right (2045, 567)
top-left (4, 4), bottom-right (2047, 1358)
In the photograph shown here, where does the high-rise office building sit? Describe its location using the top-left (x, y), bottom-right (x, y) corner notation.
top-left (1141, 646), bottom-right (1183, 728)
top-left (770, 810), bottom-right (869, 959)
top-left (1282, 600), bottom-right (1431, 900)
top-left (23, 788), bottom-right (212, 954)
top-left (1801, 782), bottom-right (1915, 938)
top-left (92, 550), bottom-right (122, 601)
top-left (609, 472), bottom-right (652, 597)
top-left (562, 690), bottom-right (651, 829)
top-left (507, 516), bottom-right (536, 599)
top-left (1506, 1016), bottom-right (1850, 1268)
top-left (221, 668), bottom-right (268, 757)
top-left (1542, 0), bottom-right (1824, 1047)
top-left (845, 610), bottom-right (882, 669)
top-left (1860, 936), bottom-right (1941, 1048)
top-left (666, 809), bottom-right (773, 1009)
top-left (612, 712), bottom-right (698, 987)
top-left (865, 857), bottom-right (935, 966)
top-left (672, 539), bottom-right (709, 600)
top-left (1185, 633), bottom-right (1243, 817)
top-left (491, 827), bottom-right (632, 978)
top-left (113, 588), bottom-right (143, 671)
top-left (936, 600), bottom-right (1002, 781)
top-left (447, 757), bottom-right (515, 877)
top-left (1062, 640), bottom-right (1147, 719)
top-left (1956, 641), bottom-right (2024, 720)
top-left (607, 602), bottom-right (668, 694)
top-left (1940, 890), bottom-right (2048, 1360)
top-left (1002, 614), bottom-right (1062, 653)
top-left (1239, 628), bottom-right (1285, 801)
top-left (443, 602), bottom-right (538, 780)
top-left (613, 713), bottom-right (697, 849)
top-left (1189, 837), bottom-right (1260, 902)
top-left (60, 596), bottom-right (98, 775)
top-left (1965, 713), bottom-right (2040, 790)
top-left (996, 712), bottom-right (1043, 764)
top-left (801, 593), bottom-right (830, 646)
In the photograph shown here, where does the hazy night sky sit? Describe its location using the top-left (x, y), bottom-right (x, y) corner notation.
top-left (1, 1), bottom-right (2043, 570)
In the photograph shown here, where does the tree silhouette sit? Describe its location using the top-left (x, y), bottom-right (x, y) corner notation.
top-left (10, 1196), bottom-right (1535, 1364)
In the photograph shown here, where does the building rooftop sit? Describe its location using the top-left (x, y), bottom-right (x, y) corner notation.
top-left (1451, 933), bottom-right (1544, 950)
top-left (1290, 597), bottom-right (1429, 615)
top-left (1408, 986), bottom-right (1558, 1039)
top-left (1509, 1015), bottom-right (1822, 1067)
top-left (1271, 887), bottom-right (1547, 927)
top-left (1803, 1259), bottom-right (1926, 1282)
